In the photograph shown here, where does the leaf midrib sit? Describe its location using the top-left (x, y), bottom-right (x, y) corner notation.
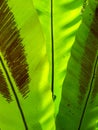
top-left (0, 56), bottom-right (28, 130)
top-left (78, 54), bottom-right (98, 130)
top-left (51, 0), bottom-right (54, 99)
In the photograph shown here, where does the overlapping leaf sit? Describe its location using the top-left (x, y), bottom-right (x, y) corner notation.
top-left (56, 0), bottom-right (98, 129)
top-left (33, 0), bottom-right (83, 116)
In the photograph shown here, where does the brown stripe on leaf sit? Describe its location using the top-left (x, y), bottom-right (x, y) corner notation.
top-left (78, 8), bottom-right (98, 104)
top-left (0, 0), bottom-right (30, 98)
top-left (0, 69), bottom-right (12, 102)
top-left (91, 56), bottom-right (98, 99)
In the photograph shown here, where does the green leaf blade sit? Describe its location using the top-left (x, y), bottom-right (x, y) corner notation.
top-left (34, 0), bottom-right (82, 116)
top-left (56, 0), bottom-right (98, 129)
top-left (0, 0), bottom-right (55, 130)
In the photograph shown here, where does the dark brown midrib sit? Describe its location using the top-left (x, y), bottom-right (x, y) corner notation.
top-left (51, 0), bottom-right (56, 101)
top-left (0, 56), bottom-right (28, 130)
top-left (51, 0), bottom-right (54, 99)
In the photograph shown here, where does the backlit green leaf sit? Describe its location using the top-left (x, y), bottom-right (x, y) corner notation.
top-left (0, 0), bottom-right (55, 129)
top-left (33, 0), bottom-right (83, 116)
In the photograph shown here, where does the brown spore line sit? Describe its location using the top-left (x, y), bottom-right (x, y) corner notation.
top-left (91, 55), bottom-right (98, 100)
top-left (0, 0), bottom-right (30, 99)
top-left (78, 6), bottom-right (98, 104)
top-left (0, 68), bottom-right (12, 102)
